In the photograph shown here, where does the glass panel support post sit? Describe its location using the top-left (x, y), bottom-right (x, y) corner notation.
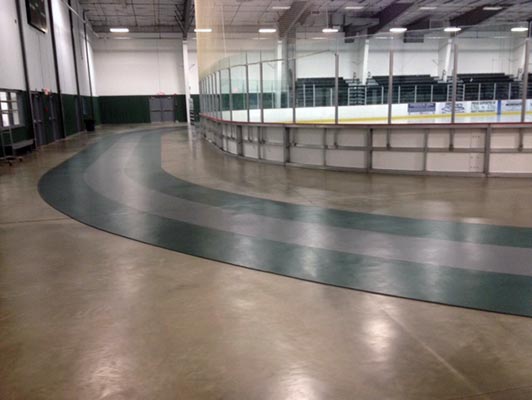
top-left (259, 61), bottom-right (264, 123)
top-left (292, 58), bottom-right (296, 123)
top-left (218, 70), bottom-right (223, 119)
top-left (334, 52), bottom-right (339, 124)
top-left (228, 68), bottom-right (233, 121)
top-left (387, 48), bottom-right (394, 124)
top-left (398, 86), bottom-right (401, 104)
top-left (245, 63), bottom-right (250, 122)
top-left (210, 74), bottom-right (216, 117)
top-left (451, 40), bottom-right (458, 124)
top-left (521, 38), bottom-right (530, 123)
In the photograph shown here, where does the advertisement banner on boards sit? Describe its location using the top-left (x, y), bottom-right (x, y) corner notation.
top-left (500, 100), bottom-right (522, 112)
top-left (437, 102), bottom-right (468, 114)
top-left (471, 101), bottom-right (497, 113)
top-left (407, 102), bottom-right (435, 114)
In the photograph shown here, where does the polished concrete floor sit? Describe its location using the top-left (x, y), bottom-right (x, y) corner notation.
top-left (2, 123), bottom-right (532, 399)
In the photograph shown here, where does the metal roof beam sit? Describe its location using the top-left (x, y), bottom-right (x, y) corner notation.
top-left (450, 5), bottom-right (506, 27)
top-left (182, 0), bottom-right (194, 39)
top-left (278, 1), bottom-right (312, 38)
top-left (367, 1), bottom-right (415, 35)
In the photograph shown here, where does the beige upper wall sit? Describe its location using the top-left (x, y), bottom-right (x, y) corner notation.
top-left (92, 38), bottom-right (199, 96)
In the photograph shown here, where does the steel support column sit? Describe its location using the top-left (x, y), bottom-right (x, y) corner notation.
top-left (47, 0), bottom-right (66, 138)
top-left (68, 0), bottom-right (83, 131)
top-left (182, 40), bottom-right (192, 124)
top-left (14, 0), bottom-right (36, 147)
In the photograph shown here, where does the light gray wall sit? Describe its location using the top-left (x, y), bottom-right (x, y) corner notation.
top-left (93, 38), bottom-right (199, 96)
top-left (0, 0), bottom-right (26, 90)
top-left (0, 0), bottom-right (95, 95)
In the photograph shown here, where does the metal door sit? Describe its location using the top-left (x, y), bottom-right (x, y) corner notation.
top-left (32, 93), bottom-right (45, 146)
top-left (47, 95), bottom-right (60, 141)
top-left (161, 96), bottom-right (175, 122)
top-left (150, 96), bottom-right (175, 123)
top-left (149, 97), bottom-right (162, 123)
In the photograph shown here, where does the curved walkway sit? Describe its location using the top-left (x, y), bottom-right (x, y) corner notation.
top-left (39, 127), bottom-right (532, 317)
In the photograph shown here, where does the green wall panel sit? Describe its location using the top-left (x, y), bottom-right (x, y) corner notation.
top-left (92, 97), bottom-right (101, 125)
top-left (3, 91), bottom-right (98, 146)
top-left (232, 93), bottom-right (246, 110)
top-left (175, 95), bottom-right (187, 122)
top-left (98, 95), bottom-right (189, 124)
top-left (221, 93), bottom-right (230, 111)
top-left (0, 90), bottom-right (198, 145)
top-left (98, 96), bottom-right (150, 124)
top-left (61, 94), bottom-right (79, 136)
top-left (17, 93), bottom-right (33, 142)
top-left (10, 127), bottom-right (31, 143)
top-left (192, 94), bottom-right (200, 121)
top-left (80, 95), bottom-right (102, 126)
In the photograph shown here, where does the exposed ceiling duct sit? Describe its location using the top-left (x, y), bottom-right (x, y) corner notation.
top-left (278, 1), bottom-right (312, 37)
top-left (367, 2), bottom-right (415, 35)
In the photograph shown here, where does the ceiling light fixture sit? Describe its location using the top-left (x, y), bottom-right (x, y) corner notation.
top-left (444, 26), bottom-right (461, 32)
top-left (322, 6), bottom-right (339, 34)
top-left (419, 6), bottom-right (437, 10)
top-left (511, 26), bottom-right (528, 32)
top-left (194, 28), bottom-right (212, 33)
top-left (272, 6), bottom-right (290, 10)
top-left (483, 6), bottom-right (503, 11)
top-left (389, 27), bottom-right (407, 33)
top-left (258, 28), bottom-right (277, 33)
top-left (110, 27), bottom-right (129, 33)
top-left (311, 36), bottom-right (328, 40)
top-left (345, 6), bottom-right (364, 10)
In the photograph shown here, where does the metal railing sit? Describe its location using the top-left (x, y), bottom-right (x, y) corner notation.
top-left (200, 117), bottom-right (532, 177)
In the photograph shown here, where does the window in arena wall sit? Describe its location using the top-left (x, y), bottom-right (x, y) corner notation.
top-left (0, 91), bottom-right (23, 129)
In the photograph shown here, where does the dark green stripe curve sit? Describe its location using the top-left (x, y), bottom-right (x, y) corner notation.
top-left (126, 133), bottom-right (532, 249)
top-left (38, 128), bottom-right (532, 317)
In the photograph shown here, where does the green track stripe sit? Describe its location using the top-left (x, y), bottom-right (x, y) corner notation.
top-left (125, 132), bottom-right (532, 249)
top-left (37, 129), bottom-right (532, 317)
